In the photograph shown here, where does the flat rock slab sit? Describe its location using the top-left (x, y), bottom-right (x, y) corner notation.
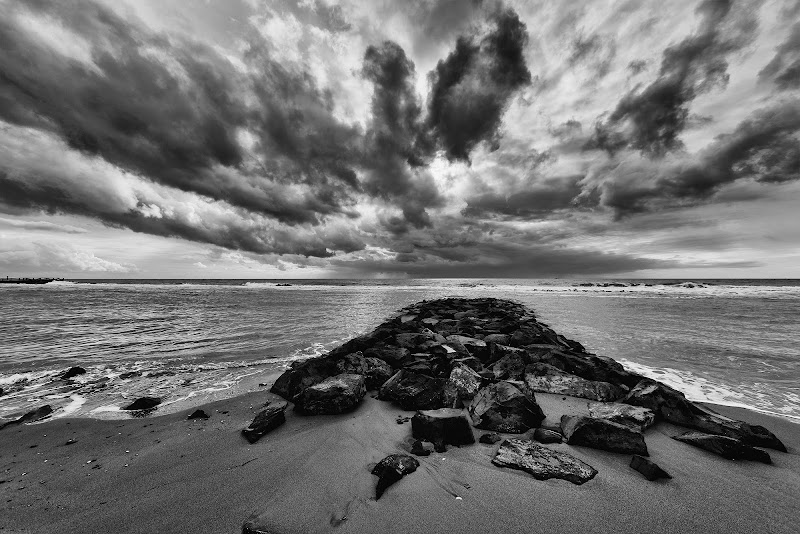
top-left (561, 415), bottom-right (648, 455)
top-left (492, 438), bottom-right (598, 485)
top-left (673, 431), bottom-right (771, 464)
top-left (630, 455), bottom-right (671, 481)
top-left (294, 373), bottom-right (366, 415)
top-left (525, 363), bottom-right (624, 402)
top-left (587, 402), bottom-right (656, 432)
top-left (412, 408), bottom-right (475, 446)
top-left (371, 454), bottom-right (420, 499)
top-left (533, 427), bottom-right (563, 444)
top-left (242, 401), bottom-right (288, 444)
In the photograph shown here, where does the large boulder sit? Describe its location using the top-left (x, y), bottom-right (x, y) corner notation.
top-left (371, 454), bottom-right (420, 499)
top-left (686, 405), bottom-right (787, 452)
top-left (587, 402), bottom-right (656, 432)
top-left (364, 345), bottom-right (412, 368)
top-left (270, 356), bottom-right (338, 401)
top-left (364, 357), bottom-right (394, 390)
top-left (561, 415), bottom-right (648, 455)
top-left (442, 363), bottom-right (483, 408)
top-left (542, 351), bottom-right (640, 388)
top-left (335, 352), bottom-right (367, 375)
top-left (0, 405), bottom-right (53, 430)
top-left (491, 351), bottom-right (528, 380)
top-left (673, 431), bottom-right (771, 464)
top-left (61, 366), bottom-right (87, 380)
top-left (524, 363), bottom-right (624, 402)
top-left (446, 335), bottom-right (488, 360)
top-left (294, 373), bottom-right (366, 415)
top-left (468, 382), bottom-right (545, 433)
top-left (411, 408), bottom-right (475, 446)
top-left (122, 397), bottom-right (161, 411)
top-left (378, 370), bottom-right (444, 410)
top-left (242, 400), bottom-right (288, 443)
top-left (492, 438), bottom-right (598, 485)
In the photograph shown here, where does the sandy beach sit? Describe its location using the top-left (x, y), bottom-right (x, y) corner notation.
top-left (1, 379), bottom-right (798, 534)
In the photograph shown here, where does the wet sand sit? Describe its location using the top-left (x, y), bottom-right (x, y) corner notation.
top-left (1, 377), bottom-right (798, 534)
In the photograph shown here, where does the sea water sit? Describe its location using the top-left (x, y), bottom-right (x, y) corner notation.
top-left (1, 279), bottom-right (798, 422)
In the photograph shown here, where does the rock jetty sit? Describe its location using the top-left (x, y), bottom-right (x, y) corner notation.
top-left (261, 297), bottom-right (785, 506)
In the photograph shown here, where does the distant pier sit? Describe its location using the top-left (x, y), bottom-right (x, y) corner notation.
top-left (0, 277), bottom-right (62, 285)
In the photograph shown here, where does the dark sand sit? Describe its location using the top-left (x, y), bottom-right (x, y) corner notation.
top-left (1, 373), bottom-right (798, 534)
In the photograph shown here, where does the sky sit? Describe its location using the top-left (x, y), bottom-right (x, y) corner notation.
top-left (0, 0), bottom-right (799, 279)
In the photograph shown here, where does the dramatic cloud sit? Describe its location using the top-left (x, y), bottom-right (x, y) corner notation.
top-left (759, 22), bottom-right (800, 90)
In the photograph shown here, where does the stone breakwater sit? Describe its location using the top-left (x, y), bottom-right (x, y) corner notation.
top-left (241, 297), bottom-right (787, 529)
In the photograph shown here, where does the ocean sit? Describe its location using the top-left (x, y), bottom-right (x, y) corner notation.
top-left (1, 279), bottom-right (799, 422)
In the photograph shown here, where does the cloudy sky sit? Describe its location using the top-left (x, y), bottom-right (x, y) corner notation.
top-left (1, 0), bottom-right (799, 278)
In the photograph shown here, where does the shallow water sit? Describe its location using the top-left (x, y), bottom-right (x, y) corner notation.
top-left (1, 279), bottom-right (798, 421)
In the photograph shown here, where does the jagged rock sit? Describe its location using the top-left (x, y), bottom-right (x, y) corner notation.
top-left (533, 428), bottom-right (563, 444)
top-left (479, 432), bottom-right (502, 444)
top-left (364, 357), bottom-right (394, 390)
top-left (0, 405), bottom-right (53, 430)
top-left (410, 440), bottom-right (432, 456)
top-left (543, 351), bottom-right (639, 388)
top-left (630, 455), bottom-right (671, 481)
top-left (364, 345), bottom-right (412, 368)
top-left (491, 351), bottom-right (528, 380)
top-left (371, 454), bottom-right (420, 499)
top-left (525, 363), bottom-right (624, 402)
top-left (294, 373), bottom-right (366, 415)
top-left (469, 381), bottom-right (545, 433)
top-left (492, 438), bottom-right (598, 485)
top-left (378, 370), bottom-right (444, 410)
top-left (62, 366), bottom-right (86, 380)
top-left (242, 401), bottom-right (288, 443)
top-left (187, 409), bottom-right (209, 420)
top-left (561, 415), bottom-right (648, 455)
top-left (509, 325), bottom-right (546, 347)
top-left (335, 352), bottom-right (368, 375)
top-left (442, 363), bottom-right (483, 408)
top-left (396, 332), bottom-right (434, 349)
top-left (484, 333), bottom-right (510, 345)
top-left (270, 356), bottom-right (339, 401)
top-left (687, 404), bottom-right (787, 452)
top-left (673, 431), bottom-right (771, 464)
top-left (446, 335), bottom-right (488, 359)
top-left (411, 408), bottom-right (475, 446)
top-left (587, 402), bottom-right (656, 432)
top-left (122, 397), bottom-right (161, 411)
top-left (622, 379), bottom-right (698, 424)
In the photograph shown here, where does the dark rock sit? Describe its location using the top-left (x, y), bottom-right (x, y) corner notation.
top-left (0, 405), bottom-right (53, 430)
top-left (561, 415), bottom-right (648, 455)
top-left (364, 357), bottom-right (394, 390)
top-left (442, 363), bottom-right (483, 408)
top-left (468, 381), bottom-right (545, 433)
top-left (433, 440), bottom-right (448, 453)
top-left (411, 408), bottom-right (475, 446)
top-left (479, 432), bottom-right (502, 444)
top-left (62, 366), bottom-right (87, 380)
top-left (371, 454), bottom-right (420, 499)
top-left (509, 326), bottom-right (546, 347)
top-left (491, 351), bottom-right (528, 380)
top-left (119, 371), bottom-right (141, 380)
top-left (587, 402), bottom-right (656, 432)
top-left (242, 401), bottom-right (288, 444)
top-left (630, 455), bottom-right (671, 481)
top-left (446, 335), bottom-right (488, 360)
top-left (187, 409), bottom-right (209, 420)
top-left (396, 332), bottom-right (434, 349)
top-left (533, 428), bottom-right (563, 444)
top-left (672, 431), bottom-right (771, 463)
top-left (543, 351), bottom-right (639, 388)
top-left (335, 352), bottom-right (368, 375)
top-left (364, 345), bottom-right (412, 368)
top-left (378, 370), bottom-right (444, 410)
top-left (270, 356), bottom-right (339, 401)
top-left (294, 373), bottom-right (366, 415)
top-left (410, 440), bottom-right (432, 456)
top-left (492, 438), bottom-right (597, 485)
top-left (525, 363), bottom-right (625, 402)
top-left (122, 397), bottom-right (161, 411)
top-left (483, 333), bottom-right (510, 345)
top-left (686, 404), bottom-right (787, 452)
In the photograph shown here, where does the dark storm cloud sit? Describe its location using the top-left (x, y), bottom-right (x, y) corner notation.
top-left (463, 175), bottom-right (583, 218)
top-left (584, 99), bottom-right (800, 215)
top-left (758, 22), bottom-right (800, 90)
top-left (426, 6), bottom-right (531, 161)
top-left (0, 0), bottom-right (363, 228)
top-left (588, 0), bottom-right (759, 157)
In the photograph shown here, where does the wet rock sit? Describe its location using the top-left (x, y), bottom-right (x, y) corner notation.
top-left (543, 351), bottom-right (639, 388)
top-left (410, 439), bottom-right (432, 456)
top-left (509, 326), bottom-right (546, 347)
top-left (492, 438), bottom-right (597, 485)
top-left (0, 405), bottom-right (53, 430)
top-left (491, 352), bottom-right (528, 380)
top-left (587, 402), bottom-right (656, 432)
top-left (442, 363), bottom-right (483, 408)
top-left (483, 333), bottom-right (510, 345)
top-left (687, 405), bottom-right (787, 452)
top-left (672, 431), bottom-right (771, 463)
top-left (479, 432), bottom-right (502, 444)
top-left (446, 335), bottom-right (488, 360)
top-left (242, 401), bottom-right (288, 443)
top-left (122, 397), bottom-right (161, 411)
top-left (294, 373), bottom-right (366, 415)
top-left (371, 454), bottom-right (420, 500)
top-left (335, 352), bottom-right (368, 375)
top-left (630, 455), bottom-right (671, 481)
top-left (187, 409), bottom-right (209, 420)
top-left (533, 428), bottom-right (563, 444)
top-left (396, 332), bottom-right (434, 349)
top-left (524, 363), bottom-right (624, 402)
top-left (468, 381), bottom-right (545, 433)
top-left (364, 357), bottom-right (394, 390)
top-left (270, 356), bottom-right (339, 401)
top-left (561, 415), bottom-right (648, 455)
top-left (411, 408), bottom-right (475, 446)
top-left (62, 366), bottom-right (87, 380)
top-left (379, 370), bottom-right (444, 410)
top-left (364, 345), bottom-right (412, 369)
